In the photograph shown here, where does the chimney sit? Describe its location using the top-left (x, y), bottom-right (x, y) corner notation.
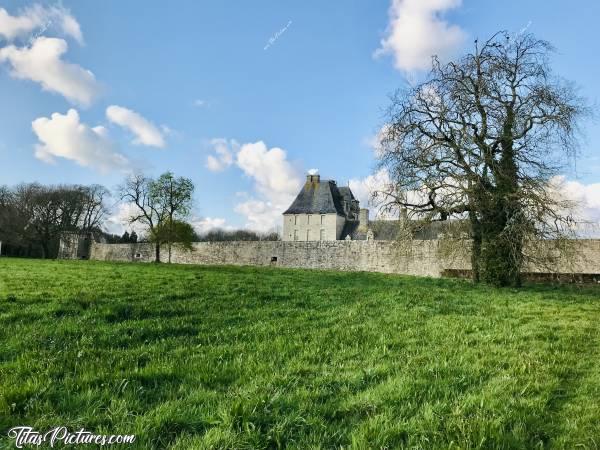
top-left (358, 208), bottom-right (369, 232)
top-left (306, 174), bottom-right (321, 184)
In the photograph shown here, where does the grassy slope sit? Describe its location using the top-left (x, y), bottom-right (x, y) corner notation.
top-left (0, 258), bottom-right (599, 449)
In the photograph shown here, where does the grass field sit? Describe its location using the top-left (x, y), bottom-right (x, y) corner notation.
top-left (0, 259), bottom-right (599, 449)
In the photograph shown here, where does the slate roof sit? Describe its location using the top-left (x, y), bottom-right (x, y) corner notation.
top-left (337, 186), bottom-right (355, 204)
top-left (283, 179), bottom-right (348, 215)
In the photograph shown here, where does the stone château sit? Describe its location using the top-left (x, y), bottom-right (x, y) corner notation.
top-left (282, 174), bottom-right (369, 241)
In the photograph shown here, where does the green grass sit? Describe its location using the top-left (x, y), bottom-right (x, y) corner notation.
top-left (0, 258), bottom-right (599, 449)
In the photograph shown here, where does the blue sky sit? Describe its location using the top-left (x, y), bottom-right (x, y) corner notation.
top-left (0, 0), bottom-right (599, 233)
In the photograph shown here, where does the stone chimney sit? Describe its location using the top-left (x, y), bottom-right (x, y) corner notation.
top-left (306, 174), bottom-right (321, 184)
top-left (358, 208), bottom-right (369, 232)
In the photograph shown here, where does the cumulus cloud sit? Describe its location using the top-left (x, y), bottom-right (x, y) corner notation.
top-left (104, 202), bottom-right (146, 235)
top-left (364, 124), bottom-right (392, 158)
top-left (106, 105), bottom-right (166, 148)
top-left (0, 37), bottom-right (99, 106)
top-left (349, 168), bottom-right (394, 218)
top-left (234, 199), bottom-right (282, 233)
top-left (550, 176), bottom-right (600, 236)
top-left (202, 138), bottom-right (303, 231)
top-left (235, 141), bottom-right (303, 232)
top-left (236, 142), bottom-right (302, 204)
top-left (0, 4), bottom-right (83, 44)
top-left (375, 0), bottom-right (467, 72)
top-left (205, 138), bottom-right (239, 172)
top-left (192, 217), bottom-right (234, 234)
top-left (31, 109), bottom-right (128, 172)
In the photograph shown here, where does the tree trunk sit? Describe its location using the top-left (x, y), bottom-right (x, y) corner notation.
top-left (154, 242), bottom-right (161, 263)
top-left (168, 242), bottom-right (172, 264)
top-left (41, 241), bottom-right (49, 259)
top-left (480, 126), bottom-right (523, 287)
top-left (469, 211), bottom-right (482, 283)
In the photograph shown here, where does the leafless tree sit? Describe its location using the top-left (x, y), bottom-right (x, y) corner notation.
top-left (0, 183), bottom-right (110, 258)
top-left (377, 31), bottom-right (588, 286)
top-left (119, 173), bottom-right (164, 262)
top-left (76, 185), bottom-right (110, 231)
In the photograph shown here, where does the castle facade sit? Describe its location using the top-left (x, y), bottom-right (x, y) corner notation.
top-left (282, 174), bottom-right (369, 241)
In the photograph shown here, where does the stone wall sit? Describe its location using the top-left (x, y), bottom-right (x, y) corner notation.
top-left (89, 240), bottom-right (461, 277)
top-left (90, 240), bottom-right (448, 276)
top-left (88, 239), bottom-right (600, 278)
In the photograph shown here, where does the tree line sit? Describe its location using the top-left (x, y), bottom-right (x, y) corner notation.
top-left (0, 184), bottom-right (108, 258)
top-left (0, 172), bottom-right (279, 260)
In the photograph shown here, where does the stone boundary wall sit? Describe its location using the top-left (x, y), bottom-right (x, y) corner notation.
top-left (90, 241), bottom-right (457, 277)
top-left (89, 240), bottom-right (600, 278)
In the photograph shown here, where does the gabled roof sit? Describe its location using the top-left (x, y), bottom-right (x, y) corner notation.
top-left (283, 179), bottom-right (347, 215)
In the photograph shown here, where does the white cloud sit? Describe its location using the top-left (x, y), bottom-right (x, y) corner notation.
top-left (202, 138), bottom-right (302, 231)
top-left (0, 4), bottom-right (83, 44)
top-left (0, 37), bottom-right (99, 106)
top-left (235, 141), bottom-right (303, 232)
top-left (375, 0), bottom-right (467, 72)
top-left (57, 13), bottom-right (83, 45)
top-left (31, 109), bottom-right (129, 172)
top-left (104, 203), bottom-right (146, 236)
top-left (364, 124), bottom-right (391, 158)
top-left (550, 176), bottom-right (600, 236)
top-left (236, 141), bottom-right (302, 205)
top-left (234, 199), bottom-right (282, 233)
top-left (193, 99), bottom-right (207, 107)
top-left (205, 138), bottom-right (238, 172)
top-left (349, 169), bottom-right (393, 218)
top-left (192, 217), bottom-right (234, 234)
top-left (106, 105), bottom-right (166, 148)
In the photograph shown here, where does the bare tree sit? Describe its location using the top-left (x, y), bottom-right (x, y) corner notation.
top-left (78, 185), bottom-right (110, 231)
top-left (0, 183), bottom-right (110, 258)
top-left (377, 31), bottom-right (588, 286)
top-left (119, 173), bottom-right (164, 262)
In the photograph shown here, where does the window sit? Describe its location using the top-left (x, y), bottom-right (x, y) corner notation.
top-left (294, 215), bottom-right (298, 225)
top-left (320, 229), bottom-right (325, 241)
top-left (306, 230), bottom-right (310, 241)
top-left (270, 256), bottom-right (277, 263)
top-left (321, 215), bottom-right (325, 225)
top-left (307, 215), bottom-right (310, 225)
top-left (293, 229), bottom-right (299, 241)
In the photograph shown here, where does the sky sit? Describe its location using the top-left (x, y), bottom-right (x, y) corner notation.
top-left (0, 0), bottom-right (599, 234)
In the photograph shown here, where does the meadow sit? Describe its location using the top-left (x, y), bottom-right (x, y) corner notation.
top-left (0, 258), bottom-right (599, 449)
